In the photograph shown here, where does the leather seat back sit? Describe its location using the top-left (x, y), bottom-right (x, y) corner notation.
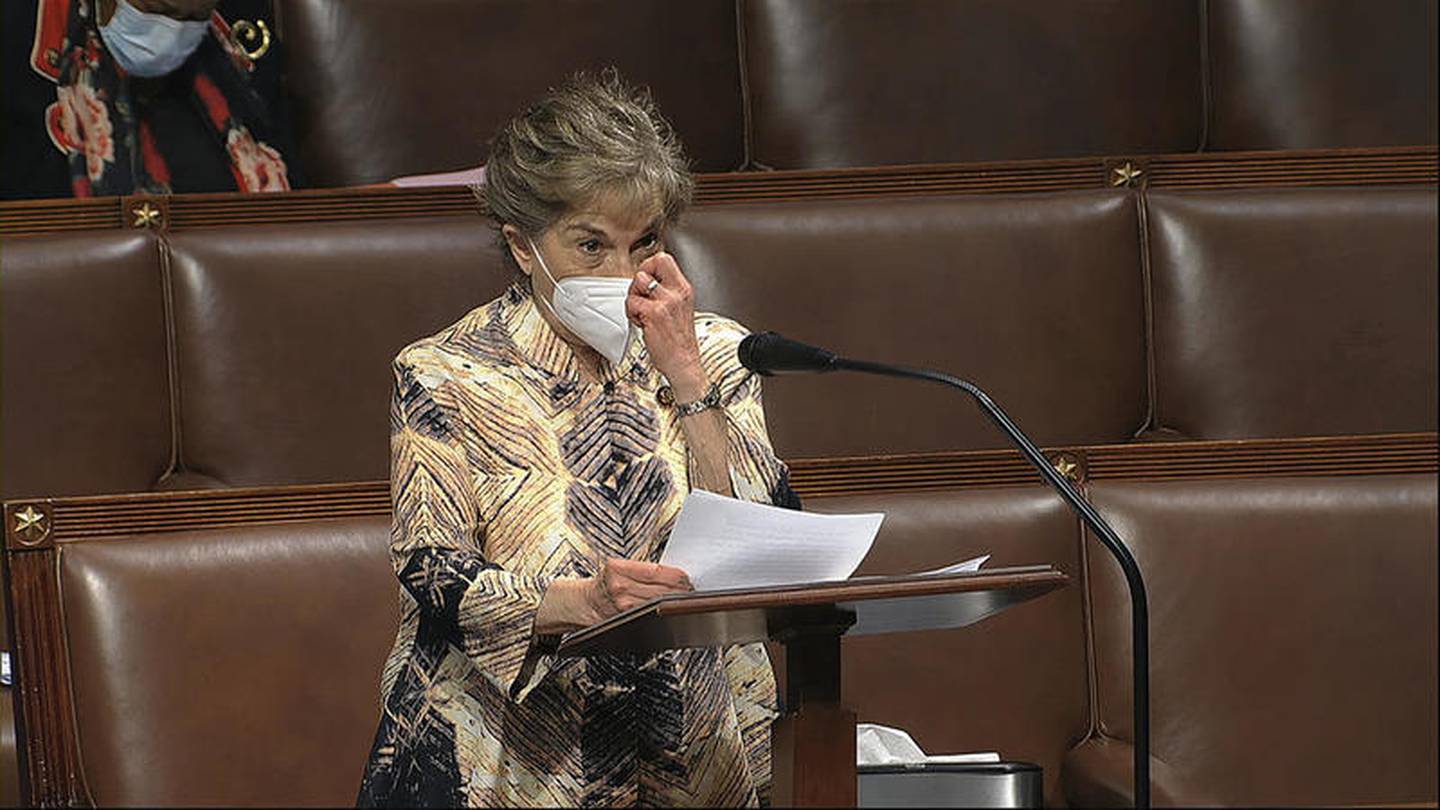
top-left (0, 231), bottom-right (172, 499)
top-left (166, 216), bottom-right (510, 486)
top-left (1146, 187), bottom-right (1438, 439)
top-left (58, 517), bottom-right (396, 806)
top-left (276, 0), bottom-right (746, 186)
top-left (1083, 474), bottom-right (1439, 805)
top-left (1206, 0), bottom-right (1438, 150)
top-left (670, 190), bottom-right (1149, 457)
top-left (741, 0), bottom-right (1203, 168)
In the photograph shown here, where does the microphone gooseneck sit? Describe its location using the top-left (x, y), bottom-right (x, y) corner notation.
top-left (742, 331), bottom-right (1153, 810)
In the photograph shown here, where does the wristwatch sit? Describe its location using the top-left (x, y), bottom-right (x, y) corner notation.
top-left (659, 381), bottom-right (722, 417)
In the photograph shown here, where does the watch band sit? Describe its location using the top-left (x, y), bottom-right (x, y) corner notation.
top-left (665, 381), bottom-right (722, 417)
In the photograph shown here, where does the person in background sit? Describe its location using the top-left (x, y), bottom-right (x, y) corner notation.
top-left (1, 0), bottom-right (296, 199)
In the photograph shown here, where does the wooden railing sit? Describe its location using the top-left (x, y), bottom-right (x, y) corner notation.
top-left (1, 146), bottom-right (1434, 238)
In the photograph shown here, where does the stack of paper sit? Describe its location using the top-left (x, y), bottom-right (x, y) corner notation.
top-left (659, 491), bottom-right (883, 590)
top-left (659, 491), bottom-right (990, 592)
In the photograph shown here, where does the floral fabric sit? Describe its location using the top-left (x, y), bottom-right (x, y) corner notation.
top-left (45, 0), bottom-right (289, 196)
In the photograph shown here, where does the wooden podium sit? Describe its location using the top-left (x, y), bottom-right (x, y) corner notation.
top-left (558, 565), bottom-right (1069, 808)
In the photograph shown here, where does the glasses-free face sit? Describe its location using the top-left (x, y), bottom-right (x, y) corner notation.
top-left (503, 196), bottom-right (668, 350)
top-left (509, 204), bottom-right (665, 287)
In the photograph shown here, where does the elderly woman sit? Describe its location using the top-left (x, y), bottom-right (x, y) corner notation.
top-left (357, 73), bottom-right (796, 808)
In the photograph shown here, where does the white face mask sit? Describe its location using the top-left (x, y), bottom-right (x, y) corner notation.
top-left (528, 238), bottom-right (635, 367)
top-left (99, 0), bottom-right (210, 78)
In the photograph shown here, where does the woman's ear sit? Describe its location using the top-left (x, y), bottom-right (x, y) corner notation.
top-left (502, 225), bottom-right (533, 278)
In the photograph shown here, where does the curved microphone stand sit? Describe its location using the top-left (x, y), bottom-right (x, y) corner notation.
top-left (741, 332), bottom-right (1151, 808)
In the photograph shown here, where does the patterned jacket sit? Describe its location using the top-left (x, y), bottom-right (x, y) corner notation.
top-left (358, 284), bottom-right (795, 807)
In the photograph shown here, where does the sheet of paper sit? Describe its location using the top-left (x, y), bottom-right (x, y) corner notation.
top-left (660, 490), bottom-right (885, 591)
top-left (915, 553), bottom-right (990, 577)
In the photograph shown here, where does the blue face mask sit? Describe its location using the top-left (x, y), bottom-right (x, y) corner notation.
top-left (99, 0), bottom-right (210, 78)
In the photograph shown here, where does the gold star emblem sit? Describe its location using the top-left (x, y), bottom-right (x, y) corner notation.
top-left (13, 505), bottom-right (48, 543)
top-left (131, 203), bottom-right (161, 229)
top-left (1110, 162), bottom-right (1143, 188)
top-left (1053, 455), bottom-right (1082, 483)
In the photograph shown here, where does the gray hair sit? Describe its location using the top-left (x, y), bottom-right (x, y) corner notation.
top-left (481, 70), bottom-right (694, 270)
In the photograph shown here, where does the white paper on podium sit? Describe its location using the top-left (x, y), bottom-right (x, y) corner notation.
top-left (916, 553), bottom-right (990, 577)
top-left (659, 490), bottom-right (885, 591)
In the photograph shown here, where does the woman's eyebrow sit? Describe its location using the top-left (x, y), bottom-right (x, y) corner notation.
top-left (564, 222), bottom-right (609, 237)
top-left (628, 219), bottom-right (664, 243)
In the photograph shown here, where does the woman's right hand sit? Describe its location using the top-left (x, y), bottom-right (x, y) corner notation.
top-left (536, 558), bottom-right (694, 634)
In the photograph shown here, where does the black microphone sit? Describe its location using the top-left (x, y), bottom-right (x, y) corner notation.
top-left (741, 331), bottom-right (1153, 810)
top-left (737, 331), bottom-right (839, 374)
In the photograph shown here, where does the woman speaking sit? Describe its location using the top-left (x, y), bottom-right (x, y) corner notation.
top-left (357, 72), bottom-right (796, 807)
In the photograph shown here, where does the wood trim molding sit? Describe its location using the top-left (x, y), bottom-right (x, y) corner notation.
top-left (4, 433), bottom-right (1433, 546)
top-left (5, 550), bottom-right (88, 807)
top-left (1, 146), bottom-right (1434, 238)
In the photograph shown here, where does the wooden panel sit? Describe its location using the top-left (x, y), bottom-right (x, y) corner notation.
top-left (1, 147), bottom-right (1433, 238)
top-left (1140, 146), bottom-right (1438, 189)
top-left (3, 550), bottom-right (88, 806)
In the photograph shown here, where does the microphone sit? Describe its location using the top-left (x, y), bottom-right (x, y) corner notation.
top-left (737, 331), bottom-right (838, 374)
top-left (741, 331), bottom-right (1153, 810)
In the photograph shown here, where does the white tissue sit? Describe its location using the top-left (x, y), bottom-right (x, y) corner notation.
top-left (858, 723), bottom-right (927, 764)
top-left (856, 723), bottom-right (1002, 766)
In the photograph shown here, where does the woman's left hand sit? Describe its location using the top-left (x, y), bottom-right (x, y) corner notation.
top-left (627, 252), bottom-right (707, 398)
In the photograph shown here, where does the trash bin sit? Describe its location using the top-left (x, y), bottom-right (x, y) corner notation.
top-left (858, 761), bottom-right (1044, 808)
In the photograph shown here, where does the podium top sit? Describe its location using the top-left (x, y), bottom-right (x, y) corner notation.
top-left (557, 564), bottom-right (1067, 658)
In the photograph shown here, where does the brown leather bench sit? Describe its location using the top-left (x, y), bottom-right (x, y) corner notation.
top-left (1072, 474), bottom-right (1439, 805)
top-left (5, 437), bottom-right (1434, 806)
top-left (7, 186), bottom-right (1432, 498)
top-left (2, 183), bottom-right (1436, 806)
top-left (270, 0), bottom-right (1436, 183)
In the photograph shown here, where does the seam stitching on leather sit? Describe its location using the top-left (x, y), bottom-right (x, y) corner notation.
top-left (155, 230), bottom-right (185, 486)
top-left (1197, 0), bottom-right (1213, 152)
top-left (734, 0), bottom-right (756, 171)
top-left (51, 547), bottom-right (100, 806)
top-left (1074, 489), bottom-right (1103, 742)
top-left (1135, 190), bottom-right (1162, 439)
